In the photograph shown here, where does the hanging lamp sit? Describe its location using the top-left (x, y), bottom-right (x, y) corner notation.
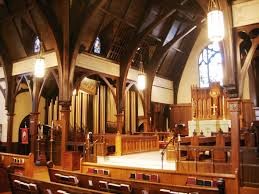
top-left (207, 0), bottom-right (224, 42)
top-left (137, 54), bottom-right (146, 90)
top-left (34, 39), bottom-right (45, 78)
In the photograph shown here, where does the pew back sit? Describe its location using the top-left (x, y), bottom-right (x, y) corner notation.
top-left (49, 167), bottom-right (219, 194)
top-left (80, 161), bottom-right (238, 194)
top-left (0, 152), bottom-right (34, 177)
top-left (9, 173), bottom-right (111, 194)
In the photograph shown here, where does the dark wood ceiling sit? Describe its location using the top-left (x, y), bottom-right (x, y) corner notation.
top-left (0, 0), bottom-right (206, 98)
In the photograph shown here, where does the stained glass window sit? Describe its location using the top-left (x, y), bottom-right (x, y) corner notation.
top-left (34, 36), bottom-right (41, 53)
top-left (93, 37), bottom-right (101, 54)
top-left (198, 42), bottom-right (223, 88)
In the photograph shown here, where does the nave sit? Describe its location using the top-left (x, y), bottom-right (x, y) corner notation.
top-left (1, 0), bottom-right (259, 194)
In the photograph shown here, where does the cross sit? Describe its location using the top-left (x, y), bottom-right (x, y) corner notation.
top-left (211, 104), bottom-right (217, 115)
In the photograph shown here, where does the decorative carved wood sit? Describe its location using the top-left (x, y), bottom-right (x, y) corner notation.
top-left (191, 83), bottom-right (228, 120)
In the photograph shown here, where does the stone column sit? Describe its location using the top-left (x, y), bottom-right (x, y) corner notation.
top-left (29, 112), bottom-right (40, 157)
top-left (228, 98), bottom-right (241, 173)
top-left (59, 101), bottom-right (70, 169)
top-left (6, 113), bottom-right (15, 152)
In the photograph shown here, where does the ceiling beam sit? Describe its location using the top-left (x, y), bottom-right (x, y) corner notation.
top-left (144, 19), bottom-right (205, 111)
top-left (117, 7), bottom-right (178, 113)
top-left (35, 0), bottom-right (63, 63)
top-left (0, 2), bottom-right (34, 23)
top-left (70, 0), bottom-right (108, 87)
top-left (3, 0), bottom-right (29, 56)
top-left (99, 3), bottom-right (136, 28)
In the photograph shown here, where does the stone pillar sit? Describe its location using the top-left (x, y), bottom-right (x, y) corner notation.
top-left (6, 113), bottom-right (15, 152)
top-left (116, 113), bottom-right (124, 134)
top-left (228, 98), bottom-right (241, 173)
top-left (60, 102), bottom-right (70, 169)
top-left (29, 112), bottom-right (40, 157)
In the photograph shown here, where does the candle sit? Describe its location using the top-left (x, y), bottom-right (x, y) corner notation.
top-left (41, 125), bottom-right (43, 139)
top-left (178, 134), bottom-right (181, 142)
top-left (37, 125), bottom-right (40, 139)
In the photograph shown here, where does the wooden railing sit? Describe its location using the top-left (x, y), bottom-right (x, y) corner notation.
top-left (94, 134), bottom-right (116, 146)
top-left (176, 145), bottom-right (232, 174)
top-left (0, 152), bottom-right (34, 177)
top-left (120, 135), bottom-right (159, 155)
top-left (85, 134), bottom-right (159, 156)
top-left (133, 132), bottom-right (170, 141)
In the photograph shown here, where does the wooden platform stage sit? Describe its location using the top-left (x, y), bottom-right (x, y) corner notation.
top-left (97, 150), bottom-right (176, 170)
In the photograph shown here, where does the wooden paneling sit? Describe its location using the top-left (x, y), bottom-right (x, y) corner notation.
top-left (240, 186), bottom-right (259, 194)
top-left (170, 103), bottom-right (192, 133)
top-left (63, 151), bottom-right (81, 171)
top-left (120, 135), bottom-right (159, 155)
top-left (241, 100), bottom-right (255, 129)
top-left (93, 134), bottom-right (159, 156)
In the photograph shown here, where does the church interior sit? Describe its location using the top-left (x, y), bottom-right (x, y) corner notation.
top-left (1, 0), bottom-right (259, 194)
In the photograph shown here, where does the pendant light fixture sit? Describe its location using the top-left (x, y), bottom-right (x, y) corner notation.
top-left (137, 53), bottom-right (146, 90)
top-left (34, 39), bottom-right (45, 78)
top-left (207, 0), bottom-right (224, 42)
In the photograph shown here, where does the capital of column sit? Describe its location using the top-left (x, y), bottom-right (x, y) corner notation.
top-left (6, 113), bottom-right (15, 117)
top-left (227, 98), bottom-right (241, 113)
top-left (59, 100), bottom-right (71, 112)
top-left (30, 112), bottom-right (40, 116)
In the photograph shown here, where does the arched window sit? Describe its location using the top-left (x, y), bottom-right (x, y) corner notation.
top-left (198, 42), bottom-right (223, 88)
top-left (93, 37), bottom-right (101, 54)
top-left (34, 36), bottom-right (40, 53)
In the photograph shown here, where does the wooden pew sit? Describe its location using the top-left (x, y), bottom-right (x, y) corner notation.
top-left (8, 173), bottom-right (111, 194)
top-left (186, 135), bottom-right (216, 160)
top-left (213, 133), bottom-right (231, 163)
top-left (48, 165), bottom-right (220, 194)
top-left (79, 161), bottom-right (238, 194)
top-left (179, 134), bottom-right (232, 162)
top-left (0, 163), bottom-right (11, 193)
top-left (0, 152), bottom-right (34, 177)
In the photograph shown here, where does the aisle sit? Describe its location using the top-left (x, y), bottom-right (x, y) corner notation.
top-left (97, 150), bottom-right (176, 170)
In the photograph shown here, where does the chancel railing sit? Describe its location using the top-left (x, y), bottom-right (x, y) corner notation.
top-left (177, 145), bottom-right (232, 174)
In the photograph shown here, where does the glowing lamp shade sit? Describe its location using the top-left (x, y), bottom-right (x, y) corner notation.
top-left (137, 73), bottom-right (146, 90)
top-left (34, 57), bottom-right (45, 78)
top-left (207, 9), bottom-right (224, 42)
